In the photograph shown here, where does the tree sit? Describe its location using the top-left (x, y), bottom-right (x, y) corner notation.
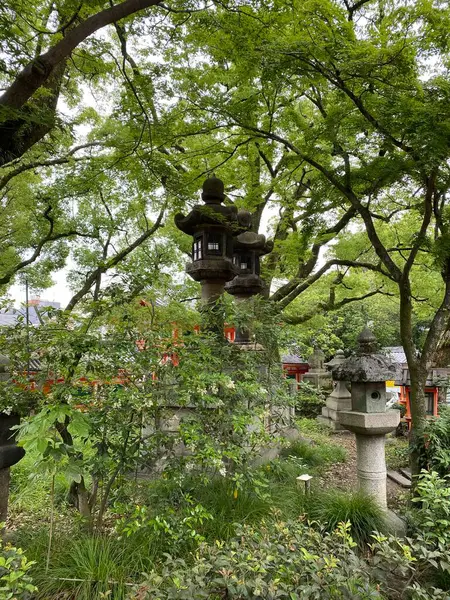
top-left (155, 0), bottom-right (450, 474)
top-left (0, 0), bottom-right (166, 166)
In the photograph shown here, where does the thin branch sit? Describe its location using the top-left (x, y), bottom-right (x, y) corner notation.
top-left (0, 143), bottom-right (105, 190)
top-left (64, 206), bottom-right (165, 312)
top-left (283, 287), bottom-right (389, 325)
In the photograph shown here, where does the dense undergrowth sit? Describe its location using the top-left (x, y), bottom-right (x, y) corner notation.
top-left (5, 419), bottom-right (450, 599)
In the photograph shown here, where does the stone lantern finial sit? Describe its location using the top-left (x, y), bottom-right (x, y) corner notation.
top-left (358, 326), bottom-right (378, 354)
top-left (201, 176), bottom-right (225, 204)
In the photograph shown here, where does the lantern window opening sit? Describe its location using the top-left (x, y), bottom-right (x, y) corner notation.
top-left (206, 232), bottom-right (223, 256)
top-left (193, 236), bottom-right (203, 261)
top-left (240, 253), bottom-right (253, 273)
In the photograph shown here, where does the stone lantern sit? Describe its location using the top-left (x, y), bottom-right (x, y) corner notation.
top-left (318, 349), bottom-right (351, 430)
top-left (225, 230), bottom-right (274, 299)
top-left (333, 327), bottom-right (399, 509)
top-left (225, 228), bottom-right (273, 345)
top-left (174, 176), bottom-right (240, 303)
top-left (302, 347), bottom-right (332, 391)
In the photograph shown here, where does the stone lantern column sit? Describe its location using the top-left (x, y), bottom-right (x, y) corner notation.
top-left (333, 328), bottom-right (399, 510)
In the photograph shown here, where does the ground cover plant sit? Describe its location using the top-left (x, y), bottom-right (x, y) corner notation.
top-left (6, 417), bottom-right (362, 599)
top-left (6, 416), bottom-right (450, 600)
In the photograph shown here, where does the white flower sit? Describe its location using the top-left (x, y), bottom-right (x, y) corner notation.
top-left (219, 467), bottom-right (227, 477)
top-left (225, 380), bottom-right (236, 389)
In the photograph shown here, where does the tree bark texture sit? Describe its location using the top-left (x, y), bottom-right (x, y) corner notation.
top-left (0, 468), bottom-right (10, 523)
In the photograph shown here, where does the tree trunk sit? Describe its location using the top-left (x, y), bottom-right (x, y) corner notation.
top-left (408, 364), bottom-right (428, 478)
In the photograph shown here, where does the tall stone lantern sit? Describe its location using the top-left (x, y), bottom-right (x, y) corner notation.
top-left (333, 327), bottom-right (399, 509)
top-left (174, 176), bottom-right (240, 303)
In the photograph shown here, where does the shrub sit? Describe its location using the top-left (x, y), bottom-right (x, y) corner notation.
top-left (307, 490), bottom-right (386, 547)
top-left (130, 520), bottom-right (382, 599)
top-left (295, 382), bottom-right (327, 419)
top-left (0, 535), bottom-right (37, 600)
top-left (417, 406), bottom-right (450, 476)
top-left (29, 532), bottom-right (143, 600)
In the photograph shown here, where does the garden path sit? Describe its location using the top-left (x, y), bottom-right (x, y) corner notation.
top-left (318, 432), bottom-right (407, 510)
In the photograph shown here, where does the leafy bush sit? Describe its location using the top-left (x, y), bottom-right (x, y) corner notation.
top-left (417, 406), bottom-right (450, 476)
top-left (409, 470), bottom-right (450, 589)
top-left (295, 381), bottom-right (327, 419)
top-left (308, 490), bottom-right (386, 547)
top-left (0, 534), bottom-right (37, 600)
top-left (130, 520), bottom-right (382, 599)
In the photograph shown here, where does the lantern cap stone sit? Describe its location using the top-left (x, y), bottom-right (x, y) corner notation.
top-left (174, 177), bottom-right (239, 236)
top-left (358, 326), bottom-right (377, 354)
top-left (332, 327), bottom-right (396, 383)
top-left (325, 349), bottom-right (346, 368)
top-left (233, 231), bottom-right (273, 254)
top-left (297, 474), bottom-right (313, 481)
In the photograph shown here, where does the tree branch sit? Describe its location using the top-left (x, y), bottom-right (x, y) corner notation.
top-left (283, 287), bottom-right (389, 325)
top-left (0, 0), bottom-right (162, 111)
top-left (64, 207), bottom-right (165, 312)
top-left (0, 143), bottom-right (105, 190)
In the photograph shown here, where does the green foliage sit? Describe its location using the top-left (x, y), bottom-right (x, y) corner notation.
top-left (295, 381), bottom-right (326, 419)
top-left (28, 532), bottom-right (138, 600)
top-left (369, 470), bottom-right (450, 598)
top-left (115, 496), bottom-right (213, 555)
top-left (130, 520), bottom-right (381, 600)
top-left (0, 533), bottom-right (37, 600)
top-left (309, 490), bottom-right (386, 548)
top-left (416, 406), bottom-right (450, 476)
top-left (281, 439), bottom-right (346, 468)
top-left (410, 470), bottom-right (450, 584)
top-left (282, 421), bottom-right (347, 468)
top-left (385, 438), bottom-right (410, 471)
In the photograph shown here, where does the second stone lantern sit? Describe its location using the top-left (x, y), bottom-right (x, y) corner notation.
top-left (225, 229), bottom-right (273, 345)
top-left (174, 176), bottom-right (241, 303)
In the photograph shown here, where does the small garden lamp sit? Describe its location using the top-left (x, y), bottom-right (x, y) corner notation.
top-left (296, 473), bottom-right (313, 494)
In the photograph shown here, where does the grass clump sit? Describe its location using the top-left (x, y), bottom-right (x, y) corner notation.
top-left (281, 438), bottom-right (347, 468)
top-left (308, 489), bottom-right (385, 547)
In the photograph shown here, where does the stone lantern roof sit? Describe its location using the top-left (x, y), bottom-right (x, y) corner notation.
top-left (225, 231), bottom-right (274, 297)
top-left (325, 349), bottom-right (346, 370)
top-left (332, 328), bottom-right (396, 383)
top-left (174, 177), bottom-right (239, 235)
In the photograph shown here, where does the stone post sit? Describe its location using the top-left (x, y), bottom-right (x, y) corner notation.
top-left (317, 350), bottom-right (351, 431)
top-left (303, 347), bottom-right (332, 391)
top-left (333, 328), bottom-right (400, 511)
top-left (0, 413), bottom-right (25, 521)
